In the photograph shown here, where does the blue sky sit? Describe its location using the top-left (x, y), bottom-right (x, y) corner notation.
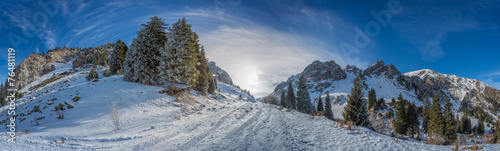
top-left (1, 0), bottom-right (499, 97)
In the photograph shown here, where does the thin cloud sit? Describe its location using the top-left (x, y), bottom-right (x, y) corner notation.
top-left (479, 71), bottom-right (500, 89)
top-left (74, 24), bottom-right (97, 35)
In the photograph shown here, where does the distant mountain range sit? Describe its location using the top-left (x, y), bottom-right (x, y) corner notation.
top-left (268, 60), bottom-right (500, 116)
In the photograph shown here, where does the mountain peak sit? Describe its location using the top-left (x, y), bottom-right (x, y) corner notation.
top-left (363, 60), bottom-right (400, 79)
top-left (302, 60), bottom-right (346, 82)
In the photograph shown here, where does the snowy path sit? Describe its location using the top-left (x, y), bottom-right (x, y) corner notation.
top-left (3, 99), bottom-right (500, 150)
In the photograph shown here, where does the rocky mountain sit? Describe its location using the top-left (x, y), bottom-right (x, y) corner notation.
top-left (269, 60), bottom-right (500, 120)
top-left (208, 61), bottom-right (233, 85)
top-left (6, 45), bottom-right (112, 91)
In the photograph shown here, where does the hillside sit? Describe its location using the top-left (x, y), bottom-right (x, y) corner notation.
top-left (268, 60), bottom-right (500, 135)
top-left (3, 60), bottom-right (500, 150)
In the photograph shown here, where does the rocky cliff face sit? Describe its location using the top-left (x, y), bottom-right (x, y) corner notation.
top-left (10, 53), bottom-right (56, 88)
top-left (268, 60), bottom-right (500, 114)
top-left (405, 69), bottom-right (500, 107)
top-left (7, 45), bottom-right (111, 90)
top-left (303, 60), bottom-right (347, 82)
top-left (208, 61), bottom-right (233, 85)
top-left (363, 60), bottom-right (401, 79)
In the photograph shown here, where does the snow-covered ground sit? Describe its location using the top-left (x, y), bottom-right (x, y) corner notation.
top-left (1, 63), bottom-right (500, 150)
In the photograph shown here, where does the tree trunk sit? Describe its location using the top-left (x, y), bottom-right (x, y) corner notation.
top-left (170, 77), bottom-right (175, 90)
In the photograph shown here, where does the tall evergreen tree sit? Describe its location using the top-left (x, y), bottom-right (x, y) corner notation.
top-left (456, 115), bottom-right (463, 134)
top-left (324, 91), bottom-right (334, 120)
top-left (317, 95), bottom-right (324, 113)
top-left (376, 98), bottom-right (385, 110)
top-left (280, 89), bottom-right (287, 108)
top-left (124, 16), bottom-right (167, 84)
top-left (207, 76), bottom-right (216, 94)
top-left (428, 93), bottom-right (444, 138)
top-left (494, 118), bottom-right (500, 143)
top-left (287, 82), bottom-right (296, 109)
top-left (443, 97), bottom-right (457, 142)
top-left (478, 120), bottom-right (485, 135)
top-left (394, 93), bottom-right (408, 137)
top-left (368, 88), bottom-right (376, 110)
top-left (296, 73), bottom-right (316, 115)
top-left (0, 83), bottom-right (5, 106)
top-left (342, 76), bottom-right (369, 126)
top-left (407, 102), bottom-right (419, 137)
top-left (461, 115), bottom-right (472, 134)
top-left (108, 39), bottom-right (128, 74)
top-left (158, 17), bottom-right (199, 88)
top-left (194, 46), bottom-right (211, 91)
top-left (421, 92), bottom-right (431, 133)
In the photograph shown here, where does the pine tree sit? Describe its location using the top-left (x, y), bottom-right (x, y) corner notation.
top-left (394, 93), bottom-right (408, 137)
top-left (317, 95), bottom-right (324, 113)
top-left (376, 98), bottom-right (385, 110)
top-left (0, 83), bottom-right (5, 106)
top-left (342, 75), bottom-right (369, 126)
top-left (428, 93), bottom-right (444, 138)
top-left (158, 17), bottom-right (199, 88)
top-left (407, 102), bottom-right (419, 138)
top-left (195, 46), bottom-right (211, 91)
top-left (422, 92), bottom-right (431, 133)
top-left (368, 88), bottom-right (376, 110)
top-left (124, 16), bottom-right (167, 84)
top-left (280, 89), bottom-right (287, 108)
top-left (287, 82), bottom-right (296, 109)
top-left (494, 118), bottom-right (500, 143)
top-left (456, 115), bottom-right (463, 134)
top-left (462, 115), bottom-right (472, 134)
top-left (296, 73), bottom-right (316, 115)
top-left (207, 76), bottom-right (216, 94)
top-left (324, 91), bottom-right (334, 120)
top-left (109, 39), bottom-right (128, 74)
top-left (478, 120), bottom-right (485, 135)
top-left (443, 97), bottom-right (457, 142)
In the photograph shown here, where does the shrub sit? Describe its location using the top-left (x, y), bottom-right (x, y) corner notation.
top-left (103, 69), bottom-right (111, 77)
top-left (86, 69), bottom-right (99, 81)
top-left (66, 103), bottom-right (74, 109)
top-left (73, 96), bottom-right (81, 102)
top-left (56, 113), bottom-right (64, 119)
top-left (109, 102), bottom-right (119, 131)
top-left (263, 95), bottom-right (279, 105)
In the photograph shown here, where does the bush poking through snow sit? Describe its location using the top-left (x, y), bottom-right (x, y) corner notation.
top-left (56, 112), bottom-right (64, 119)
top-left (86, 68), bottom-right (99, 81)
top-left (67, 103), bottom-right (74, 109)
top-left (109, 102), bottom-right (120, 131)
top-left (73, 96), bottom-right (81, 102)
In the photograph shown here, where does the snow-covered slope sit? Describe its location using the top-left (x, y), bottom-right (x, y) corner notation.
top-left (1, 60), bottom-right (500, 150)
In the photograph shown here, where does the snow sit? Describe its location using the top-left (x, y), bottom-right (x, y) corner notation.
top-left (2, 63), bottom-right (500, 150)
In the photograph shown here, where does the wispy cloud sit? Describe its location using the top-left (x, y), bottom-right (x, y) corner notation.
top-left (479, 71), bottom-right (500, 90)
top-left (1, 2), bottom-right (59, 49)
top-left (74, 24), bottom-right (97, 35)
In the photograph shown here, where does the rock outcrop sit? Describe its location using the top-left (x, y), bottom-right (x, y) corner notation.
top-left (302, 60), bottom-right (347, 82)
top-left (208, 61), bottom-right (233, 85)
top-left (363, 60), bottom-right (401, 79)
top-left (10, 53), bottom-right (55, 89)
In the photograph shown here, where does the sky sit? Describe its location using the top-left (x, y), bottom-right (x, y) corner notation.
top-left (1, 0), bottom-right (499, 97)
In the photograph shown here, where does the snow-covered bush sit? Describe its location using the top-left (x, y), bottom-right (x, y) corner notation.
top-left (86, 69), bottom-right (99, 81)
top-left (109, 102), bottom-right (119, 131)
